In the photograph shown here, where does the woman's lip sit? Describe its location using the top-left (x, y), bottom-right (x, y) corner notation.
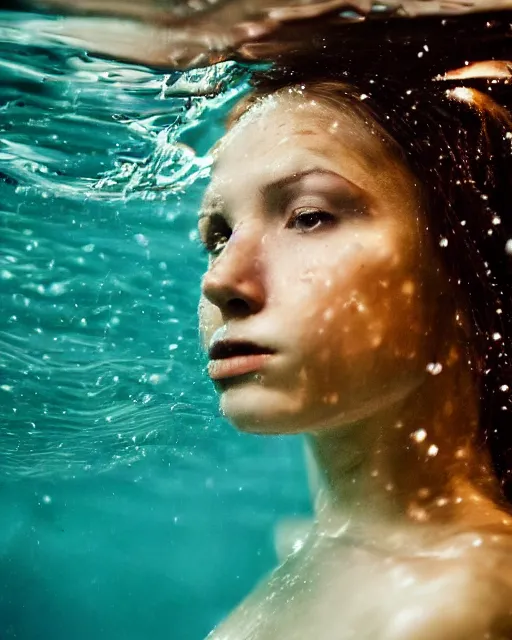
top-left (208, 353), bottom-right (272, 381)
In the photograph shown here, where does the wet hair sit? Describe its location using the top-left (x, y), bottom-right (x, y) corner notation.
top-left (232, 12), bottom-right (512, 500)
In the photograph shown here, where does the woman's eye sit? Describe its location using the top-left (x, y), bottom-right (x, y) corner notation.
top-left (288, 208), bottom-right (336, 233)
top-left (198, 213), bottom-right (232, 257)
top-left (205, 228), bottom-right (231, 256)
top-left (211, 233), bottom-right (229, 255)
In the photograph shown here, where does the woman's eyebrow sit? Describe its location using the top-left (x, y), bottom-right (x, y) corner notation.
top-left (198, 168), bottom-right (363, 219)
top-left (259, 168), bottom-right (359, 197)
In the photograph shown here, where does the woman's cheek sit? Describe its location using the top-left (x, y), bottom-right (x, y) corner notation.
top-left (310, 267), bottom-right (422, 370)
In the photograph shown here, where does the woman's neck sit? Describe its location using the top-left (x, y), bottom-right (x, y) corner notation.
top-left (305, 351), bottom-right (504, 549)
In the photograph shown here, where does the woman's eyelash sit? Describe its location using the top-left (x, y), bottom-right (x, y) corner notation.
top-left (287, 208), bottom-right (337, 232)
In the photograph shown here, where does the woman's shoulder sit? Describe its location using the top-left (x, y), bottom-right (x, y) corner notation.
top-left (384, 526), bottom-right (512, 640)
top-left (207, 525), bottom-right (512, 640)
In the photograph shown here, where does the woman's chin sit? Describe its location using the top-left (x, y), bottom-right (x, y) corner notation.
top-left (218, 384), bottom-right (307, 434)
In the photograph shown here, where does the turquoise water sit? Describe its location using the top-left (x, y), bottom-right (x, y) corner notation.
top-left (0, 12), bottom-right (311, 640)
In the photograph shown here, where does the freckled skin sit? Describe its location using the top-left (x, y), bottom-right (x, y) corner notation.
top-left (199, 92), bottom-right (512, 640)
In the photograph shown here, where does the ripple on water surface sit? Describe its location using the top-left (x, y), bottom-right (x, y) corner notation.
top-left (0, 11), bottom-right (253, 478)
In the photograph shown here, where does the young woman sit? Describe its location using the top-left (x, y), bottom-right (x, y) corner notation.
top-left (198, 20), bottom-right (512, 638)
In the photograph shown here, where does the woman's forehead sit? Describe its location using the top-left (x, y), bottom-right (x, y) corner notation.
top-left (206, 94), bottom-right (414, 210)
top-left (216, 93), bottom-right (401, 176)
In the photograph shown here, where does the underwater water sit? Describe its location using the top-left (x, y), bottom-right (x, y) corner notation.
top-left (0, 11), bottom-right (311, 640)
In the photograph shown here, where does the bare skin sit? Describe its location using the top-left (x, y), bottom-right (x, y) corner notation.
top-left (198, 91), bottom-right (512, 639)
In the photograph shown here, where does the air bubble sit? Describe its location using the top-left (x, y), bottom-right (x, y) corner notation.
top-left (411, 429), bottom-right (427, 443)
top-left (134, 233), bottom-right (149, 247)
top-left (439, 238), bottom-right (448, 247)
top-left (426, 362), bottom-right (443, 375)
top-left (427, 444), bottom-right (439, 457)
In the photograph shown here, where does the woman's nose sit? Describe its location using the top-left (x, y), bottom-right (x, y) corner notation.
top-left (201, 229), bottom-right (266, 318)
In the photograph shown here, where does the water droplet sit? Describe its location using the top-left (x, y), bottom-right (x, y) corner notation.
top-left (411, 428), bottom-right (427, 443)
top-left (426, 362), bottom-right (443, 375)
top-left (427, 444), bottom-right (439, 457)
top-left (134, 233), bottom-right (149, 247)
top-left (323, 308), bottom-right (334, 322)
top-left (48, 282), bottom-right (67, 296)
top-left (439, 238), bottom-right (448, 248)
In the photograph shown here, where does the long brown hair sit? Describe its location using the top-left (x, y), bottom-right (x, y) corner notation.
top-left (232, 12), bottom-right (512, 499)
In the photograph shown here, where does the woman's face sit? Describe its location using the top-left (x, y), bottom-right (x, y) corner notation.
top-left (198, 91), bottom-right (439, 434)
